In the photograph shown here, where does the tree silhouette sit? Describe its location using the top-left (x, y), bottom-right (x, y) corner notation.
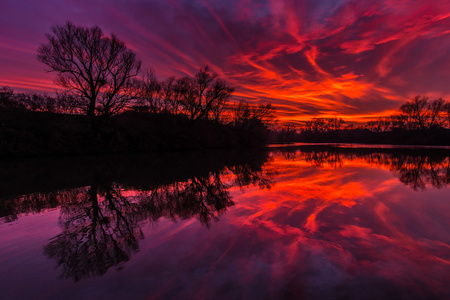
top-left (231, 101), bottom-right (276, 130)
top-left (37, 22), bottom-right (141, 117)
top-left (400, 96), bottom-right (429, 130)
top-left (178, 66), bottom-right (234, 121)
top-left (134, 68), bottom-right (161, 113)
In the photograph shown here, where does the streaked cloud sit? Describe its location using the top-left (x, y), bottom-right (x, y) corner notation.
top-left (1, 0), bottom-right (450, 124)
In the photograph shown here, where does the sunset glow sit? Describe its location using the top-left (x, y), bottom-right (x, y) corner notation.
top-left (2, 0), bottom-right (450, 123)
top-left (2, 148), bottom-right (449, 298)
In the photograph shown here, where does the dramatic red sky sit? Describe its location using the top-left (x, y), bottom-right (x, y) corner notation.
top-left (2, 0), bottom-right (450, 124)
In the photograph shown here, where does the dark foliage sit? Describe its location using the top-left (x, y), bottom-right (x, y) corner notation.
top-left (0, 107), bottom-right (272, 157)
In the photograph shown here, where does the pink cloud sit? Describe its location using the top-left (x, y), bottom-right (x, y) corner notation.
top-left (1, 0), bottom-right (450, 123)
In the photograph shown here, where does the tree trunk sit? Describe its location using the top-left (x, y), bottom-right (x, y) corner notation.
top-left (87, 99), bottom-right (96, 117)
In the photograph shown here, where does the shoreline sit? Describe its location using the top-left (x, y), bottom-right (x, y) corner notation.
top-left (268, 142), bottom-right (450, 150)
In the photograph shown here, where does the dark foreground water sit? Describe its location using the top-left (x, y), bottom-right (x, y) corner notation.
top-left (1, 146), bottom-right (449, 300)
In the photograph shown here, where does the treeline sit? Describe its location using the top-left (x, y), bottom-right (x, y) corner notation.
top-left (365, 96), bottom-right (450, 132)
top-left (0, 94), bottom-right (275, 157)
top-left (297, 96), bottom-right (450, 133)
top-left (0, 86), bottom-right (81, 113)
top-left (0, 68), bottom-right (276, 132)
top-left (0, 78), bottom-right (277, 157)
top-left (27, 21), bottom-right (275, 128)
top-left (304, 117), bottom-right (345, 132)
top-left (0, 22), bottom-right (277, 156)
top-left (275, 96), bottom-right (450, 145)
top-left (133, 66), bottom-right (277, 130)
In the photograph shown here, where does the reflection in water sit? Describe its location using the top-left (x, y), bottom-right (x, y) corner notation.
top-left (0, 150), bottom-right (273, 281)
top-left (279, 146), bottom-right (450, 190)
top-left (0, 150), bottom-right (272, 221)
top-left (1, 147), bottom-right (450, 299)
top-left (44, 185), bottom-right (142, 281)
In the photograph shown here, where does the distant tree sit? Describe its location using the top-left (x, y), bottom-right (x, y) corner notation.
top-left (278, 124), bottom-right (298, 142)
top-left (307, 117), bottom-right (326, 133)
top-left (135, 68), bottom-right (161, 113)
top-left (159, 76), bottom-right (182, 114)
top-left (0, 87), bottom-right (22, 110)
top-left (231, 101), bottom-right (276, 130)
top-left (56, 92), bottom-right (88, 114)
top-left (400, 96), bottom-right (429, 130)
top-left (427, 98), bottom-right (446, 129)
top-left (252, 103), bottom-right (277, 129)
top-left (395, 96), bottom-right (450, 130)
top-left (37, 22), bottom-right (141, 117)
top-left (231, 101), bottom-right (252, 127)
top-left (444, 102), bottom-right (450, 128)
top-left (176, 76), bottom-right (197, 118)
top-left (389, 114), bottom-right (408, 130)
top-left (367, 117), bottom-right (394, 132)
top-left (327, 117), bottom-right (344, 131)
top-left (17, 93), bottom-right (57, 112)
top-left (178, 66), bottom-right (234, 121)
top-left (303, 117), bottom-right (345, 133)
top-left (346, 123), bottom-right (355, 130)
top-left (0, 87), bottom-right (60, 112)
top-left (358, 95), bottom-right (450, 132)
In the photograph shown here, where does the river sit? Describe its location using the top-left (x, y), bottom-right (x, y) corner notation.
top-left (1, 145), bottom-right (449, 299)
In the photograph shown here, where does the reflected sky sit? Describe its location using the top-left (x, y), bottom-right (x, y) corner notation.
top-left (0, 148), bottom-right (449, 299)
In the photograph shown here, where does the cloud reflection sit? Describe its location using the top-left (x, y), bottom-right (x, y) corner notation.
top-left (1, 147), bottom-right (449, 297)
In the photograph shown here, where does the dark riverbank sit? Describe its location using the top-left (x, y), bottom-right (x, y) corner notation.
top-left (0, 109), bottom-right (269, 158)
top-left (276, 128), bottom-right (450, 146)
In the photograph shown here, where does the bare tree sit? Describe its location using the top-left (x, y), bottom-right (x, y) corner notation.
top-left (135, 68), bottom-right (161, 113)
top-left (178, 66), bottom-right (234, 121)
top-left (159, 76), bottom-right (181, 114)
top-left (327, 117), bottom-right (344, 131)
top-left (306, 117), bottom-right (326, 133)
top-left (400, 96), bottom-right (429, 130)
top-left (445, 102), bottom-right (450, 128)
top-left (232, 101), bottom-right (276, 130)
top-left (427, 98), bottom-right (446, 129)
top-left (37, 22), bottom-right (141, 117)
top-left (177, 76), bottom-right (198, 118)
top-left (205, 78), bottom-right (234, 122)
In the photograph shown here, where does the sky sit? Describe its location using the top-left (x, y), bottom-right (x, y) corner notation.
top-left (1, 0), bottom-right (450, 124)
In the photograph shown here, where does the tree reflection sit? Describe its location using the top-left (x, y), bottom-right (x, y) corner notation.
top-left (44, 184), bottom-right (142, 281)
top-left (277, 146), bottom-right (450, 190)
top-left (229, 160), bottom-right (276, 189)
top-left (4, 147), bottom-right (450, 282)
top-left (301, 150), bottom-right (343, 168)
top-left (389, 155), bottom-right (450, 190)
top-left (40, 160), bottom-right (273, 281)
top-left (138, 172), bottom-right (233, 226)
top-left (0, 188), bottom-right (86, 223)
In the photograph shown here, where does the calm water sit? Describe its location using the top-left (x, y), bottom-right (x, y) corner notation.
top-left (1, 146), bottom-right (449, 300)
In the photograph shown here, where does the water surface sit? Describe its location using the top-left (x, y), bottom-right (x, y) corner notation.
top-left (1, 146), bottom-right (449, 299)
